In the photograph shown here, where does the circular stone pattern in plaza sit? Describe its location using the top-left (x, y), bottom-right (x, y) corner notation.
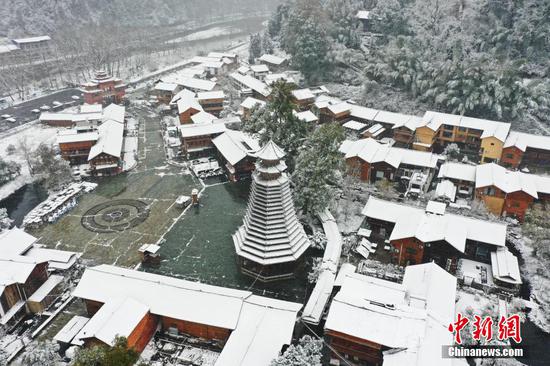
top-left (81, 199), bottom-right (150, 233)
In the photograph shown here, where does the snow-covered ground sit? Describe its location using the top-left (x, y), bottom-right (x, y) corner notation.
top-left (0, 123), bottom-right (60, 200)
top-left (166, 26), bottom-right (236, 43)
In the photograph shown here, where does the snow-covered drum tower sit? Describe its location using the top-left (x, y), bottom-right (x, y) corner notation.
top-left (232, 140), bottom-right (311, 282)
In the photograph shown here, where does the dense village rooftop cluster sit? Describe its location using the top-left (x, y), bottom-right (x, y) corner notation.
top-left (0, 228), bottom-right (80, 326)
top-left (3, 17), bottom-right (549, 364)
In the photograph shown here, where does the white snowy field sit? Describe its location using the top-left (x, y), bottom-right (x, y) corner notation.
top-left (0, 123), bottom-right (60, 200)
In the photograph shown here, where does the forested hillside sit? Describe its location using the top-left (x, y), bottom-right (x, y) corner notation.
top-left (267, 0), bottom-right (550, 130)
top-left (0, 0), bottom-right (276, 36)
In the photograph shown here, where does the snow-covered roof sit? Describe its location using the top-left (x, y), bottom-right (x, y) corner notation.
top-left (73, 265), bottom-right (301, 365)
top-left (197, 90), bottom-right (224, 100)
top-left (438, 162), bottom-right (477, 183)
top-left (39, 113), bottom-right (76, 122)
top-left (294, 110), bottom-right (318, 123)
top-left (154, 82), bottom-right (179, 92)
top-left (420, 111), bottom-right (511, 142)
top-left (179, 78), bottom-right (216, 91)
top-left (12, 35), bottom-right (51, 44)
top-left (362, 196), bottom-right (507, 249)
top-left (88, 120), bottom-right (124, 160)
top-left (24, 247), bottom-right (80, 271)
top-left (435, 180), bottom-right (457, 202)
top-left (0, 44), bottom-right (18, 53)
top-left (490, 248), bottom-right (522, 285)
top-left (237, 65), bottom-right (250, 74)
top-left (0, 259), bottom-right (45, 287)
top-left (356, 10), bottom-right (370, 19)
top-left (73, 265), bottom-right (251, 330)
top-left (425, 200), bottom-right (446, 215)
top-left (292, 88), bottom-right (315, 101)
top-left (80, 104), bottom-right (103, 114)
top-left (264, 73), bottom-right (295, 86)
top-left (250, 64), bottom-right (269, 73)
top-left (54, 316), bottom-right (89, 345)
top-left (102, 104), bottom-right (125, 124)
top-left (364, 123), bottom-right (385, 138)
top-left (343, 120), bottom-right (368, 131)
top-left (230, 73), bottom-right (271, 97)
top-left (475, 163), bottom-right (538, 198)
top-left (256, 140), bottom-right (286, 161)
top-left (258, 54), bottom-right (286, 65)
top-left (301, 270), bottom-right (335, 325)
top-left (334, 263), bottom-right (357, 287)
top-left (57, 131), bottom-right (99, 144)
top-left (342, 138), bottom-right (442, 170)
top-left (27, 274), bottom-right (63, 303)
top-left (178, 122), bottom-right (226, 138)
top-left (302, 210), bottom-right (343, 325)
top-left (350, 105), bottom-right (379, 121)
top-left (200, 60), bottom-right (225, 69)
top-left (327, 102), bottom-right (351, 115)
top-left (191, 111), bottom-right (217, 125)
top-left (240, 97), bottom-right (266, 110)
top-left (76, 297), bottom-right (149, 346)
top-left (171, 88), bottom-right (196, 105)
top-left (208, 51), bottom-right (237, 59)
top-left (190, 56), bottom-right (221, 64)
top-left (326, 262), bottom-right (456, 352)
top-left (374, 111), bottom-right (421, 129)
top-left (0, 227), bottom-right (37, 258)
top-left (313, 94), bottom-right (342, 109)
top-left (503, 130), bottom-right (550, 152)
top-left (0, 228), bottom-right (79, 271)
top-left (215, 295), bottom-right (302, 366)
top-left (177, 94), bottom-right (203, 114)
top-left (212, 130), bottom-right (260, 166)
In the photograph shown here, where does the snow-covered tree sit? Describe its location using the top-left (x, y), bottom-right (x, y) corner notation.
top-left (0, 348), bottom-right (9, 365)
top-left (73, 336), bottom-right (141, 366)
top-left (0, 208), bottom-right (13, 233)
top-left (281, 0), bottom-right (332, 83)
top-left (5, 144), bottom-right (16, 155)
top-left (325, 0), bottom-right (361, 49)
top-left (20, 340), bottom-right (62, 366)
top-left (31, 143), bottom-right (73, 191)
top-left (248, 33), bottom-right (262, 63)
top-left (261, 33), bottom-right (274, 54)
top-left (308, 257), bottom-right (323, 284)
top-left (0, 157), bottom-right (21, 185)
top-left (442, 143), bottom-right (461, 161)
top-left (242, 81), bottom-right (313, 169)
top-left (270, 335), bottom-right (323, 366)
top-left (292, 123), bottom-right (345, 216)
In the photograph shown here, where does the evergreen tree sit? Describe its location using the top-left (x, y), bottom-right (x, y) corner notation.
top-left (241, 81), bottom-right (313, 170)
top-left (281, 0), bottom-right (332, 82)
top-left (270, 335), bottom-right (323, 366)
top-left (73, 337), bottom-right (144, 366)
top-left (0, 157), bottom-right (21, 185)
top-left (325, 0), bottom-right (361, 49)
top-left (0, 208), bottom-right (13, 233)
top-left (261, 33), bottom-right (274, 54)
top-left (31, 143), bottom-right (73, 191)
top-left (292, 123), bottom-right (345, 216)
top-left (267, 3), bottom-right (289, 38)
top-left (20, 341), bottom-right (62, 366)
top-left (248, 33), bottom-right (262, 63)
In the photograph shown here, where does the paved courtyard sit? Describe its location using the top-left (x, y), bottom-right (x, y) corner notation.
top-left (30, 99), bottom-right (202, 268)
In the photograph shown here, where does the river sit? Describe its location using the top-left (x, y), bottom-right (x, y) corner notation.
top-left (0, 183), bottom-right (47, 226)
